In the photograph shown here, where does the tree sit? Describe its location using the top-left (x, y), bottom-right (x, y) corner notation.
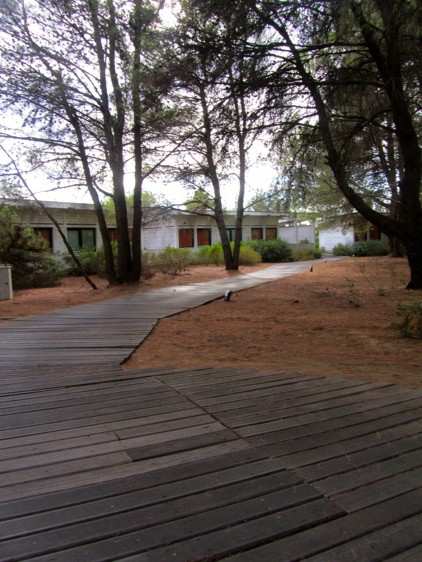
top-left (0, 0), bottom-right (178, 283)
top-left (172, 0), bottom-right (271, 269)
top-left (253, 0), bottom-right (422, 287)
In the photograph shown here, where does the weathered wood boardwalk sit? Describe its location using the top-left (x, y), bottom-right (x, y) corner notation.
top-left (1, 365), bottom-right (422, 561)
top-left (1, 261), bottom-right (422, 560)
top-left (0, 261), bottom-right (314, 371)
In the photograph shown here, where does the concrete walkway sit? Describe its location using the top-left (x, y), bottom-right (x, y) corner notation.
top-left (0, 260), bottom-right (318, 372)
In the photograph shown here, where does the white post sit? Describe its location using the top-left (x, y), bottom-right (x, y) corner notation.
top-left (0, 265), bottom-right (13, 300)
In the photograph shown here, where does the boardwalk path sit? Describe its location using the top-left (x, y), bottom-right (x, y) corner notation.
top-left (0, 261), bottom-right (315, 371)
top-left (1, 260), bottom-right (422, 561)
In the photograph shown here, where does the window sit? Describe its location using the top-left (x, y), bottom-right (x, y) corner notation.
top-left (108, 228), bottom-right (118, 242)
top-left (369, 225), bottom-right (381, 241)
top-left (108, 228), bottom-right (133, 242)
top-left (34, 227), bottom-right (53, 250)
top-left (197, 228), bottom-right (211, 246)
top-left (67, 228), bottom-right (96, 251)
top-left (179, 228), bottom-right (194, 248)
top-left (251, 227), bottom-right (263, 240)
top-left (265, 227), bottom-right (277, 240)
top-left (226, 228), bottom-right (242, 242)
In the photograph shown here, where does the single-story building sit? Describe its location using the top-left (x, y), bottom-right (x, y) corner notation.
top-left (1, 199), bottom-right (315, 253)
top-left (318, 216), bottom-right (385, 252)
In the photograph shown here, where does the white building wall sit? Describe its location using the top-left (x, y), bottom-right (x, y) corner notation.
top-left (319, 226), bottom-right (354, 252)
top-left (143, 225), bottom-right (178, 251)
top-left (279, 225), bottom-right (315, 244)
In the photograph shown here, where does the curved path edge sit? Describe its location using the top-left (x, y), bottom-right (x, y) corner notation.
top-left (0, 259), bottom-right (333, 373)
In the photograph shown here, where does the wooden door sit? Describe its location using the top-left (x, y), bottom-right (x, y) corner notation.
top-left (179, 228), bottom-right (194, 248)
top-left (197, 228), bottom-right (211, 246)
top-left (265, 227), bottom-right (277, 240)
top-left (251, 227), bottom-right (263, 240)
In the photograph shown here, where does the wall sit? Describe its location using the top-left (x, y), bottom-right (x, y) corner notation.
top-left (319, 226), bottom-right (354, 252)
top-left (12, 205), bottom-right (103, 254)
top-left (172, 213), bottom-right (283, 249)
top-left (143, 214), bottom-right (178, 251)
top-left (279, 225), bottom-right (315, 245)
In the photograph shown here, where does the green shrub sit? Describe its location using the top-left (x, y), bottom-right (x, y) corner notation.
top-left (153, 247), bottom-right (192, 275)
top-left (333, 243), bottom-right (354, 256)
top-left (194, 243), bottom-right (224, 266)
top-left (238, 244), bottom-right (261, 265)
top-left (192, 242), bottom-right (261, 267)
top-left (64, 248), bottom-right (104, 276)
top-left (353, 240), bottom-right (389, 256)
top-left (397, 302), bottom-right (422, 339)
top-left (246, 239), bottom-right (292, 262)
top-left (291, 243), bottom-right (322, 261)
top-left (0, 206), bottom-right (64, 289)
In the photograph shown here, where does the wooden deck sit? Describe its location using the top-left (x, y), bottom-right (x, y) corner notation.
top-left (1, 365), bottom-right (422, 561)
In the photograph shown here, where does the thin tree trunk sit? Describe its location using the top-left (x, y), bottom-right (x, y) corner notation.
top-left (131, 0), bottom-right (143, 282)
top-left (59, 86), bottom-right (116, 283)
top-left (88, 0), bottom-right (132, 283)
top-left (406, 237), bottom-right (422, 289)
top-left (198, 79), bottom-right (234, 269)
top-left (229, 61), bottom-right (247, 271)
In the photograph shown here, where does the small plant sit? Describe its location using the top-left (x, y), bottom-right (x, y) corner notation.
top-left (344, 277), bottom-right (361, 307)
top-left (397, 302), bottom-right (422, 339)
top-left (291, 243), bottom-right (322, 261)
top-left (246, 239), bottom-right (292, 262)
top-left (333, 243), bottom-right (354, 256)
top-left (154, 247), bottom-right (192, 275)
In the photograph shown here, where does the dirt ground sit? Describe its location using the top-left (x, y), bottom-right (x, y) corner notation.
top-left (127, 257), bottom-right (422, 389)
top-left (0, 263), bottom-right (269, 321)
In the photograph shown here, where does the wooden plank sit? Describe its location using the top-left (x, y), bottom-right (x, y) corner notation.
top-left (222, 488), bottom-right (422, 562)
top-left (385, 545), bottom-right (422, 561)
top-left (0, 408), bottom-right (203, 450)
top-left (112, 498), bottom-right (343, 562)
top-left (0, 452), bottom-right (132, 488)
top-left (271, 420), bottom-right (422, 469)
top-left (304, 513), bottom-right (422, 562)
top-left (313, 447), bottom-right (422, 496)
top-left (0, 422), bottom-right (226, 474)
top-left (127, 429), bottom-right (239, 461)
top-left (297, 432), bottom-right (422, 482)
top-left (0, 440), bottom-right (250, 502)
top-left (0, 472), bottom-right (304, 558)
top-left (333, 466), bottom-right (422, 512)
top-left (0, 445), bottom-right (274, 521)
top-left (0, 459), bottom-right (292, 539)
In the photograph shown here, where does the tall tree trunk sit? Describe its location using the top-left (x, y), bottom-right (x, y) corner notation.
top-left (131, 0), bottom-right (143, 282)
top-left (406, 236), bottom-right (422, 289)
top-left (88, 0), bottom-right (132, 283)
top-left (230, 61), bottom-right (247, 271)
top-left (198, 79), bottom-right (234, 269)
top-left (60, 89), bottom-right (116, 283)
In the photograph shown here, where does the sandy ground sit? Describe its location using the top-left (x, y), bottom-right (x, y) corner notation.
top-left (0, 263), bottom-right (269, 321)
top-left (127, 257), bottom-right (422, 389)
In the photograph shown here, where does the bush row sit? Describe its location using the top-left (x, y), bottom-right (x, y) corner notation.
top-left (63, 240), bottom-right (323, 280)
top-left (333, 240), bottom-right (389, 257)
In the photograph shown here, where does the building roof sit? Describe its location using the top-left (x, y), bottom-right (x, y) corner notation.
top-left (0, 198), bottom-right (95, 211)
top-left (1, 199), bottom-right (288, 219)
